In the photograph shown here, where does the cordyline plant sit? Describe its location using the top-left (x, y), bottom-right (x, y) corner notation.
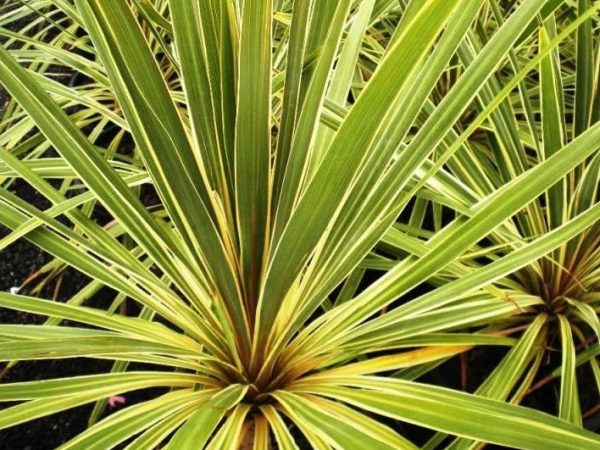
top-left (0, 0), bottom-right (599, 448)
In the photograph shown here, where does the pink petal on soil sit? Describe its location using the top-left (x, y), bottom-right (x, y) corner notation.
top-left (108, 395), bottom-right (126, 408)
